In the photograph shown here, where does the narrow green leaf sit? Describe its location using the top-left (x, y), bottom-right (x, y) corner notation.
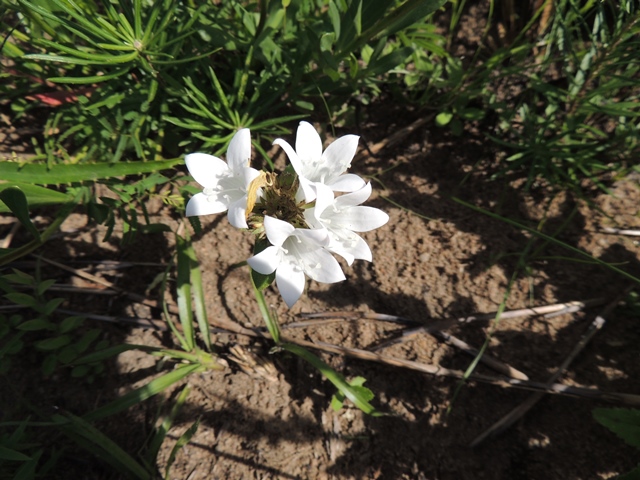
top-left (618, 466), bottom-right (640, 480)
top-left (0, 445), bottom-right (31, 461)
top-left (0, 159), bottom-right (183, 185)
top-left (53, 412), bottom-right (151, 480)
top-left (146, 385), bottom-right (191, 466)
top-left (281, 343), bottom-right (382, 416)
top-left (48, 68), bottom-right (129, 84)
top-left (73, 344), bottom-right (157, 365)
top-left (594, 408), bottom-right (640, 448)
top-left (0, 188), bottom-right (41, 241)
top-left (84, 363), bottom-right (201, 421)
top-left (0, 183), bottom-right (71, 213)
top-left (187, 241), bottom-right (211, 350)
top-left (452, 198), bottom-right (640, 285)
top-left (164, 418), bottom-right (200, 480)
top-left (176, 235), bottom-right (195, 351)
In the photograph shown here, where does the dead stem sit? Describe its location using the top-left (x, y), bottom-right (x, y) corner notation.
top-left (601, 227), bottom-right (640, 237)
top-left (469, 287), bottom-right (634, 447)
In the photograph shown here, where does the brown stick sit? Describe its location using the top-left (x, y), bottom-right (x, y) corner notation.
top-left (469, 288), bottom-right (632, 447)
top-left (299, 299), bottom-right (604, 351)
top-left (33, 254), bottom-right (180, 315)
top-left (67, 300), bottom-right (640, 407)
top-left (365, 114), bottom-right (435, 156)
top-left (601, 227), bottom-right (640, 237)
top-left (279, 335), bottom-right (640, 407)
top-left (434, 330), bottom-right (529, 381)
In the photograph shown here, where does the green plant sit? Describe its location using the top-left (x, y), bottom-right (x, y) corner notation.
top-left (594, 408), bottom-right (640, 479)
top-left (0, 268), bottom-right (107, 378)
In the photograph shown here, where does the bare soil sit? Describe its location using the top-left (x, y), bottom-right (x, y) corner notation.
top-left (2, 110), bottom-right (639, 480)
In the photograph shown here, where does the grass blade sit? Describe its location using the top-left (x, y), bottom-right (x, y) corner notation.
top-left (84, 364), bottom-right (201, 421)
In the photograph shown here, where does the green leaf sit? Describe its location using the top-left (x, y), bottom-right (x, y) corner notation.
top-left (60, 316), bottom-right (84, 333)
top-left (84, 363), bottom-right (201, 421)
top-left (74, 344), bottom-right (153, 365)
top-left (146, 385), bottom-right (191, 466)
top-left (618, 466), bottom-right (640, 480)
top-left (0, 159), bottom-right (183, 185)
top-left (16, 318), bottom-right (55, 331)
top-left (75, 328), bottom-right (102, 354)
top-left (164, 418), bottom-right (200, 480)
top-left (0, 183), bottom-right (72, 213)
top-left (0, 445), bottom-right (31, 461)
top-left (40, 297), bottom-right (64, 316)
top-left (187, 238), bottom-right (211, 350)
top-left (282, 343), bottom-right (382, 416)
top-left (36, 279), bottom-right (57, 296)
top-left (435, 112), bottom-right (453, 127)
top-left (594, 408), bottom-right (640, 448)
top-left (4, 292), bottom-right (38, 308)
top-left (42, 353), bottom-right (58, 376)
top-left (36, 335), bottom-right (71, 350)
top-left (0, 188), bottom-right (41, 241)
top-left (459, 108), bottom-right (486, 121)
top-left (176, 235), bottom-right (195, 351)
top-left (331, 376), bottom-right (373, 412)
top-left (53, 412), bottom-right (151, 480)
top-left (365, 46), bottom-right (413, 76)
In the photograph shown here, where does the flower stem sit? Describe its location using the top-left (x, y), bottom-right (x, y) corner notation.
top-left (250, 272), bottom-right (281, 344)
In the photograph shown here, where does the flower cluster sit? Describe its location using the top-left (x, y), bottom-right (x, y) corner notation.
top-left (185, 121), bottom-right (389, 307)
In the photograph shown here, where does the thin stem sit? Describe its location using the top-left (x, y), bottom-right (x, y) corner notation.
top-left (250, 273), bottom-right (281, 344)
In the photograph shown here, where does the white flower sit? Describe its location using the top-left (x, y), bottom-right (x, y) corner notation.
top-left (247, 216), bottom-right (345, 307)
top-left (306, 183), bottom-right (389, 265)
top-left (185, 128), bottom-right (260, 229)
top-left (273, 121), bottom-right (365, 202)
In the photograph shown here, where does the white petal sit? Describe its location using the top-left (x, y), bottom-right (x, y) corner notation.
top-left (226, 128), bottom-right (252, 172)
top-left (335, 206), bottom-right (389, 232)
top-left (327, 173), bottom-right (366, 193)
top-left (276, 262), bottom-right (306, 308)
top-left (263, 216), bottom-right (295, 247)
top-left (311, 183), bottom-right (335, 218)
top-left (295, 121), bottom-right (323, 166)
top-left (273, 138), bottom-right (305, 180)
top-left (185, 153), bottom-right (229, 188)
top-left (334, 182), bottom-right (372, 208)
top-left (241, 166), bottom-right (261, 187)
top-left (321, 134), bottom-right (359, 183)
top-left (247, 246), bottom-right (280, 275)
top-left (350, 235), bottom-right (373, 261)
top-left (296, 226), bottom-right (330, 247)
top-left (227, 195), bottom-right (249, 229)
top-left (298, 177), bottom-right (317, 203)
top-left (301, 248), bottom-right (345, 283)
top-left (327, 231), bottom-right (372, 265)
top-left (343, 233), bottom-right (372, 262)
top-left (185, 192), bottom-right (227, 217)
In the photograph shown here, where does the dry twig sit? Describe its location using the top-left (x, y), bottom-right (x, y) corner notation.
top-left (469, 288), bottom-right (633, 447)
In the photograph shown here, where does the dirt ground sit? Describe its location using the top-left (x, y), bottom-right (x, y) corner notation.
top-left (3, 107), bottom-right (640, 480)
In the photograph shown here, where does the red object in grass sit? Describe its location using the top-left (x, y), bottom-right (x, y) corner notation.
top-left (25, 86), bottom-right (96, 107)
